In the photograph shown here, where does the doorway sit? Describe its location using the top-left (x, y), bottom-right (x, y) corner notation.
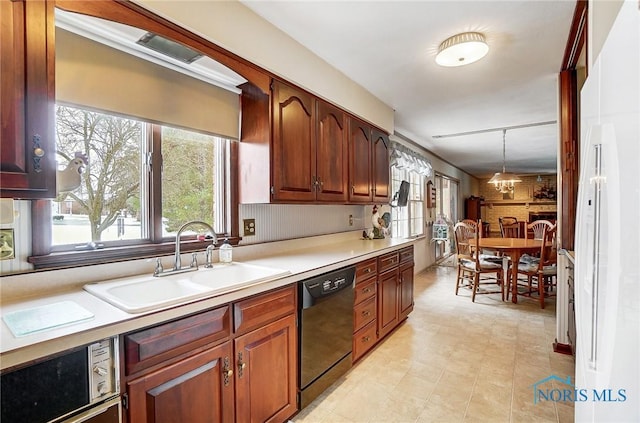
top-left (434, 174), bottom-right (459, 261)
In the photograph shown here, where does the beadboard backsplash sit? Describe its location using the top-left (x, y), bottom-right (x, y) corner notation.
top-left (239, 204), bottom-right (366, 245)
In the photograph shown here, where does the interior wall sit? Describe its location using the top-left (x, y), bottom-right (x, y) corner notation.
top-left (238, 204), bottom-right (365, 245)
top-left (476, 175), bottom-right (558, 234)
top-left (588, 0), bottom-right (624, 70)
top-left (133, 0), bottom-right (394, 133)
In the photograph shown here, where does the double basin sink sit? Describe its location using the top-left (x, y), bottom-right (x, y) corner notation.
top-left (84, 262), bottom-right (290, 313)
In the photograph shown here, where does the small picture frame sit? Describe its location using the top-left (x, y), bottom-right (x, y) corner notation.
top-left (0, 228), bottom-right (15, 260)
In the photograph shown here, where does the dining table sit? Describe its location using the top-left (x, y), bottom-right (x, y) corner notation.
top-left (470, 237), bottom-right (544, 303)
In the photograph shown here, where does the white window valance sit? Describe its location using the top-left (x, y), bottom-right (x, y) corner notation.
top-left (389, 142), bottom-right (433, 177)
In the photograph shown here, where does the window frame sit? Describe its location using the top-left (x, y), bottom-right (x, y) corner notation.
top-left (390, 166), bottom-right (425, 239)
top-left (27, 0), bottom-right (259, 270)
top-left (29, 111), bottom-right (239, 270)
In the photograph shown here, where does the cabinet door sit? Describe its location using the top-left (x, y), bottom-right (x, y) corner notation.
top-left (371, 129), bottom-right (390, 203)
top-left (348, 118), bottom-right (372, 203)
top-left (377, 268), bottom-right (399, 339)
top-left (126, 342), bottom-right (234, 423)
top-left (399, 263), bottom-right (414, 321)
top-left (271, 79), bottom-right (316, 202)
top-left (235, 314), bottom-right (297, 423)
top-left (1, 0), bottom-right (56, 198)
top-left (316, 101), bottom-right (348, 202)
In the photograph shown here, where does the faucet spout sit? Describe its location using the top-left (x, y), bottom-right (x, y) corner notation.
top-left (173, 221), bottom-right (217, 272)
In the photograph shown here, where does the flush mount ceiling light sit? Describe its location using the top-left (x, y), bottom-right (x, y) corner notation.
top-left (435, 32), bottom-right (489, 67)
top-left (488, 129), bottom-right (521, 193)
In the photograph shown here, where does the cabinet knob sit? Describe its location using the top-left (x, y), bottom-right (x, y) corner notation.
top-left (362, 287), bottom-right (371, 293)
top-left (362, 310), bottom-right (370, 317)
top-left (362, 336), bottom-right (370, 342)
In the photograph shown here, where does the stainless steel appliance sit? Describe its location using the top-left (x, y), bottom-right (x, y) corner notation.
top-left (298, 266), bottom-right (355, 408)
top-left (1, 336), bottom-right (120, 423)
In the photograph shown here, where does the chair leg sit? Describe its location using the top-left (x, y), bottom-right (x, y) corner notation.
top-left (455, 266), bottom-right (462, 295)
top-left (471, 273), bottom-right (479, 302)
top-left (539, 275), bottom-right (545, 309)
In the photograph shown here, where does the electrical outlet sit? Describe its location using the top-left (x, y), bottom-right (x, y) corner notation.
top-left (243, 219), bottom-right (256, 236)
top-left (349, 214), bottom-right (353, 226)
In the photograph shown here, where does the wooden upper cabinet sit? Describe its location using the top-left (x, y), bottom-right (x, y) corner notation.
top-left (271, 79), bottom-right (316, 202)
top-left (348, 118), bottom-right (373, 203)
top-left (316, 101), bottom-right (349, 202)
top-left (240, 78), bottom-right (389, 204)
top-left (371, 129), bottom-right (390, 203)
top-left (1, 0), bottom-right (57, 199)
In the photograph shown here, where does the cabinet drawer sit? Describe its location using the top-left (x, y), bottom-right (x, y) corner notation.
top-left (353, 320), bottom-right (377, 362)
top-left (354, 277), bottom-right (376, 305)
top-left (234, 285), bottom-right (296, 335)
top-left (378, 251), bottom-right (399, 273)
top-left (399, 245), bottom-right (414, 264)
top-left (124, 306), bottom-right (231, 375)
top-left (355, 258), bottom-right (377, 280)
top-left (354, 296), bottom-right (376, 331)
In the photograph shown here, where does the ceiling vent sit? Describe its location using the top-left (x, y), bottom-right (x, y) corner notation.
top-left (136, 33), bottom-right (203, 64)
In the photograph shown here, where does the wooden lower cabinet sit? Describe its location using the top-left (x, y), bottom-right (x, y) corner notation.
top-left (234, 314), bottom-right (297, 423)
top-left (124, 286), bottom-right (298, 423)
top-left (399, 261), bottom-right (414, 321)
top-left (377, 267), bottom-right (400, 340)
top-left (127, 341), bottom-right (235, 423)
top-left (353, 246), bottom-right (414, 362)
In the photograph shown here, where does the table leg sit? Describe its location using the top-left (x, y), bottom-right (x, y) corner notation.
top-left (502, 256), bottom-right (510, 301)
top-left (511, 250), bottom-right (521, 304)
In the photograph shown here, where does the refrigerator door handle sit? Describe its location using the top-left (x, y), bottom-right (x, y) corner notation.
top-left (589, 141), bottom-right (603, 370)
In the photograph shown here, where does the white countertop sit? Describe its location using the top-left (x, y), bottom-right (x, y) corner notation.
top-left (0, 235), bottom-right (415, 370)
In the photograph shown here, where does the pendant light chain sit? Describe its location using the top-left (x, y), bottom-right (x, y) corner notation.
top-left (502, 129), bottom-right (507, 173)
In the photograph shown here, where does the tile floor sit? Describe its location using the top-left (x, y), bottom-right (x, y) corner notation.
top-left (293, 264), bottom-right (575, 423)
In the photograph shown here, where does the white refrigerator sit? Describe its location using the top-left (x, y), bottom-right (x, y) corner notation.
top-left (574, 0), bottom-right (639, 421)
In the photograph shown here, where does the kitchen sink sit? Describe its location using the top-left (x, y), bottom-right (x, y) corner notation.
top-left (188, 262), bottom-right (291, 293)
top-left (84, 262), bottom-right (290, 313)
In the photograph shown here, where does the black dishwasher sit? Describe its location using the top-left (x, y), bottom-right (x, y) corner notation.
top-left (298, 266), bottom-right (355, 409)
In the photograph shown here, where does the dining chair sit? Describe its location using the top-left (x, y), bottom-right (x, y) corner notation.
top-left (526, 219), bottom-right (555, 240)
top-left (453, 221), bottom-right (504, 302)
top-left (500, 222), bottom-right (521, 238)
top-left (515, 224), bottom-right (558, 308)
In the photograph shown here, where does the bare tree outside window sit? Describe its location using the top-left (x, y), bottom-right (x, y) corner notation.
top-left (55, 106), bottom-right (142, 243)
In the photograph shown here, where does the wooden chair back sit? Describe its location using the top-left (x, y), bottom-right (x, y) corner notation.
top-left (454, 221), bottom-right (477, 257)
top-left (538, 224), bottom-right (558, 269)
top-left (500, 223), bottom-right (520, 238)
top-left (526, 219), bottom-right (555, 240)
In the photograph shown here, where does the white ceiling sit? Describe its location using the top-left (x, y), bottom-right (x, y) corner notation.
top-left (240, 0), bottom-right (576, 179)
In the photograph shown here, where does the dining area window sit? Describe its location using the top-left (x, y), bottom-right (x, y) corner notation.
top-left (389, 141), bottom-right (432, 239)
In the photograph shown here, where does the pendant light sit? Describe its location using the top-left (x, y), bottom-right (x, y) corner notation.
top-left (488, 129), bottom-right (521, 193)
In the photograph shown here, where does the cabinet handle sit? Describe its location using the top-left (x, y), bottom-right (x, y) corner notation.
top-left (33, 134), bottom-right (45, 173)
top-left (362, 287), bottom-right (371, 293)
top-left (223, 357), bottom-right (232, 386)
top-left (362, 336), bottom-right (370, 342)
top-left (364, 268), bottom-right (371, 273)
top-left (237, 352), bottom-right (246, 378)
top-left (361, 310), bottom-right (370, 317)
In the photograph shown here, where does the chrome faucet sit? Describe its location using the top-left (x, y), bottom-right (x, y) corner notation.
top-left (154, 220), bottom-right (217, 277)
